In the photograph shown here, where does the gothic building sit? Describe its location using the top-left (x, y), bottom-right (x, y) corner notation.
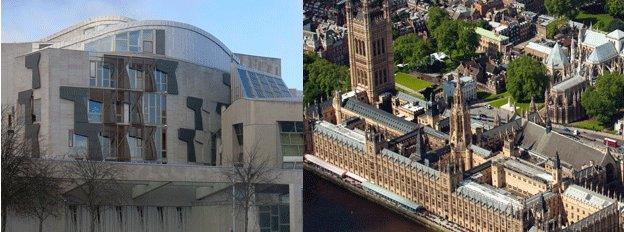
top-left (345, 0), bottom-right (395, 105)
top-left (544, 76), bottom-right (587, 124)
top-left (303, 2), bottom-right (624, 230)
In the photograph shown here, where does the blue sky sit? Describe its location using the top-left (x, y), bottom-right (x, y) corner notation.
top-left (1, 0), bottom-right (303, 89)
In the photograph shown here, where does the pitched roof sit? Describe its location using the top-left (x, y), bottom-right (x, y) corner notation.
top-left (552, 75), bottom-right (586, 92)
top-left (344, 98), bottom-right (419, 133)
top-left (380, 148), bottom-right (440, 178)
top-left (518, 121), bottom-right (607, 169)
top-left (314, 121), bottom-right (365, 151)
top-left (587, 42), bottom-right (618, 64)
top-left (582, 30), bottom-right (609, 48)
top-left (607, 29), bottom-right (624, 40)
top-left (456, 180), bottom-right (523, 215)
top-left (544, 43), bottom-right (569, 69)
top-left (563, 184), bottom-right (615, 209)
top-left (475, 27), bottom-right (509, 43)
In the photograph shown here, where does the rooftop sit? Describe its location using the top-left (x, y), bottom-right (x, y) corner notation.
top-left (456, 180), bottom-right (523, 214)
top-left (475, 27), bottom-right (509, 43)
top-left (563, 184), bottom-right (615, 209)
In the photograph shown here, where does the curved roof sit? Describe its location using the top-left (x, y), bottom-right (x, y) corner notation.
top-left (41, 16), bottom-right (134, 42)
top-left (44, 16), bottom-right (238, 65)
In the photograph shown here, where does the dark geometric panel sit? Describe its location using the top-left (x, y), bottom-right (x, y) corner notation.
top-left (186, 96), bottom-right (203, 131)
top-left (178, 128), bottom-right (196, 163)
top-left (222, 73), bottom-right (231, 86)
top-left (25, 52), bottom-right (41, 89)
top-left (59, 86), bottom-right (103, 160)
top-left (155, 59), bottom-right (178, 94)
top-left (143, 126), bottom-right (156, 161)
top-left (215, 102), bottom-right (229, 115)
top-left (17, 89), bottom-right (34, 124)
top-left (155, 29), bottom-right (165, 55)
top-left (25, 124), bottom-right (40, 157)
top-left (60, 86), bottom-right (90, 123)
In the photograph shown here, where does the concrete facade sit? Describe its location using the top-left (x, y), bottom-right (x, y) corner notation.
top-left (2, 16), bottom-right (302, 232)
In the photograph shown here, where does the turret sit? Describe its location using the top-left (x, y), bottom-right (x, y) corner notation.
top-left (365, 126), bottom-right (383, 155)
top-left (333, 90), bottom-right (342, 124)
top-left (552, 151), bottom-right (562, 190)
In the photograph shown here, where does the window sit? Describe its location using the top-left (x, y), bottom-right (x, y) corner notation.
top-left (89, 61), bottom-right (114, 88)
top-left (279, 121), bottom-right (304, 157)
top-left (129, 31), bottom-right (140, 52)
top-left (142, 30), bottom-right (154, 53)
top-left (100, 134), bottom-right (113, 159)
top-left (73, 133), bottom-right (88, 155)
top-left (115, 32), bottom-right (128, 51)
top-left (127, 135), bottom-right (142, 160)
top-left (33, 98), bottom-right (41, 123)
top-left (127, 66), bottom-right (144, 89)
top-left (155, 70), bottom-right (167, 92)
top-left (258, 200), bottom-right (290, 232)
top-left (143, 93), bottom-right (165, 124)
top-left (233, 123), bottom-right (244, 146)
top-left (88, 100), bottom-right (102, 123)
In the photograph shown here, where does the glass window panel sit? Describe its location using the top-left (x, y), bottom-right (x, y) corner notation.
top-left (129, 31), bottom-right (140, 52)
top-left (115, 32), bottom-right (128, 51)
top-left (142, 30), bottom-right (154, 41)
top-left (295, 122), bottom-right (304, 132)
top-left (100, 135), bottom-right (112, 158)
top-left (143, 41), bottom-right (153, 53)
top-left (88, 100), bottom-right (102, 123)
top-left (127, 135), bottom-right (142, 161)
top-left (73, 134), bottom-right (88, 155)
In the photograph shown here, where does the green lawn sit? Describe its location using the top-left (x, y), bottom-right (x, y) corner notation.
top-left (395, 72), bottom-right (433, 92)
top-left (485, 91), bottom-right (543, 114)
top-left (570, 118), bottom-right (608, 131)
top-left (575, 12), bottom-right (620, 32)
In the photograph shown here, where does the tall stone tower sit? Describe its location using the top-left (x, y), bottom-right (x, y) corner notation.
top-left (345, 0), bottom-right (395, 104)
top-left (449, 78), bottom-right (472, 153)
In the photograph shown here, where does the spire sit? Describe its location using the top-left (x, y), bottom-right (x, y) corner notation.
top-left (494, 113), bottom-right (501, 126)
top-left (540, 193), bottom-right (548, 213)
top-left (529, 96), bottom-right (537, 113)
top-left (449, 76), bottom-right (472, 152)
top-left (555, 151), bottom-right (561, 170)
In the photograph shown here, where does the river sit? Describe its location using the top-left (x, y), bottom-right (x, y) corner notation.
top-left (303, 169), bottom-right (433, 232)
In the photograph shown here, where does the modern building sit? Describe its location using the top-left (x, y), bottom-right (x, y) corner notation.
top-left (2, 16), bottom-right (302, 232)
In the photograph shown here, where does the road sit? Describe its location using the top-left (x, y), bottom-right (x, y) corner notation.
top-left (551, 124), bottom-right (624, 156)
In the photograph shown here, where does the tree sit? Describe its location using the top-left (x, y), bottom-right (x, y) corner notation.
top-left (581, 72), bottom-right (624, 125)
top-left (23, 161), bottom-right (64, 232)
top-left (303, 52), bottom-right (349, 105)
top-left (65, 160), bottom-right (126, 232)
top-left (581, 88), bottom-right (616, 124)
top-left (2, 105), bottom-right (36, 232)
top-left (432, 20), bottom-right (478, 61)
top-left (607, 0), bottom-right (624, 18)
top-left (426, 7), bottom-right (450, 32)
top-left (506, 56), bottom-right (549, 102)
top-left (222, 141), bottom-right (280, 232)
top-left (544, 0), bottom-right (576, 17)
top-left (393, 34), bottom-right (434, 72)
top-left (546, 17), bottom-right (569, 39)
top-left (599, 18), bottom-right (624, 32)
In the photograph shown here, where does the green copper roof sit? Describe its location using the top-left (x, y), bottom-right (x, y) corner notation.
top-left (475, 27), bottom-right (508, 43)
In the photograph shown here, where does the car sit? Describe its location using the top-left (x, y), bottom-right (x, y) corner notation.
top-left (563, 128), bottom-right (571, 132)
